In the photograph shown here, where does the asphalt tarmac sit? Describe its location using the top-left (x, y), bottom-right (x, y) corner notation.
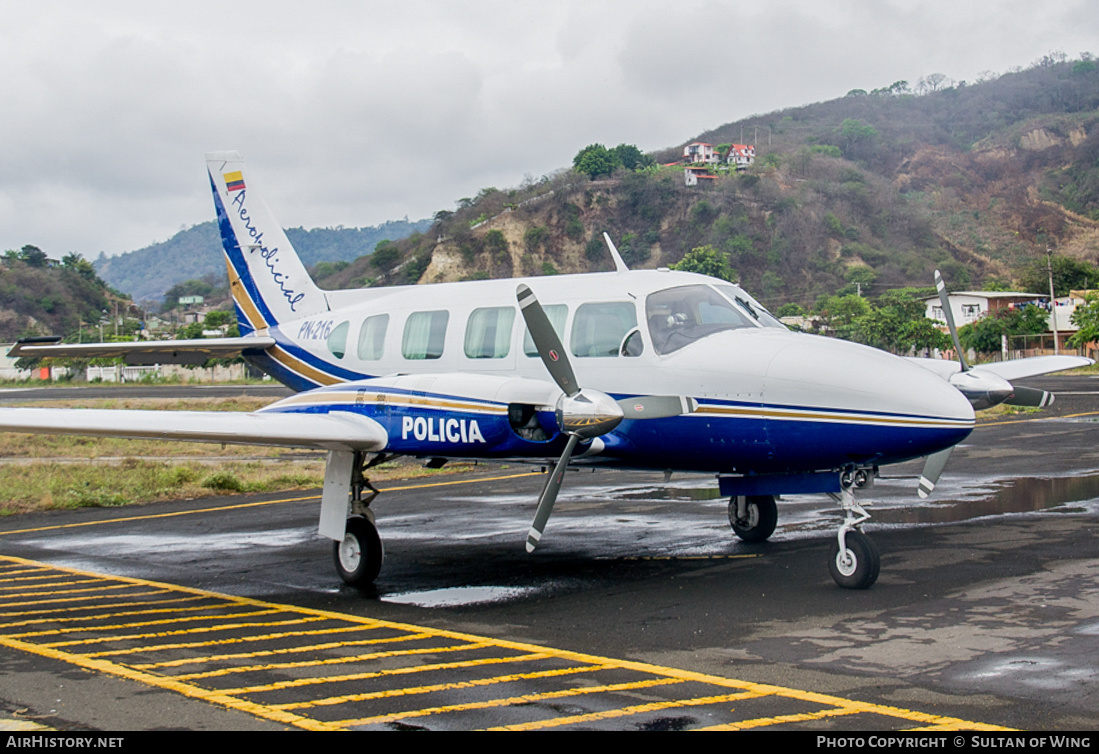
top-left (0, 377), bottom-right (1098, 731)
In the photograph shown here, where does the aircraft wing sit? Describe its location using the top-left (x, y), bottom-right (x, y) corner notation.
top-left (972, 355), bottom-right (1092, 381)
top-left (907, 355), bottom-right (1091, 381)
top-left (6, 336), bottom-right (276, 366)
top-left (0, 407), bottom-right (386, 451)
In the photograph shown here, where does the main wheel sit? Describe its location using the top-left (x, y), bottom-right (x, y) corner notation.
top-left (728, 495), bottom-right (778, 543)
top-left (333, 516), bottom-right (384, 585)
top-left (828, 530), bottom-right (880, 589)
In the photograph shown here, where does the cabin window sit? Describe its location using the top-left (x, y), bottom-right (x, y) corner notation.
top-left (571, 302), bottom-right (637, 358)
top-left (326, 321), bottom-right (350, 359)
top-left (402, 310), bottom-right (449, 360)
top-left (356, 314), bottom-right (388, 360)
top-left (465, 307), bottom-right (515, 359)
top-left (522, 304), bottom-right (568, 357)
top-left (646, 285), bottom-right (754, 355)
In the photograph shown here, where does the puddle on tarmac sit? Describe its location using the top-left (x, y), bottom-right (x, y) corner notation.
top-left (876, 473), bottom-right (1099, 525)
top-left (609, 474), bottom-right (1099, 528)
top-left (380, 585), bottom-right (541, 607)
top-left (613, 486), bottom-right (723, 502)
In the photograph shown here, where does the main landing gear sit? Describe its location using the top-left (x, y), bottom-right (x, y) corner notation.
top-left (332, 451), bottom-right (387, 586)
top-left (723, 466), bottom-right (881, 589)
top-left (826, 467), bottom-right (880, 590)
top-left (728, 495), bottom-right (778, 543)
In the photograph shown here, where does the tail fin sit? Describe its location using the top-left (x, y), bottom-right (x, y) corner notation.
top-left (206, 151), bottom-right (327, 334)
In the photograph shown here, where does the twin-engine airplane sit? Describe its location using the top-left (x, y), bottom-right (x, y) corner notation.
top-left (4, 152), bottom-right (1090, 590)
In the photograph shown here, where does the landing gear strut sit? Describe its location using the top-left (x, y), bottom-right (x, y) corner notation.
top-left (331, 451), bottom-right (389, 586)
top-left (826, 467), bottom-right (880, 589)
top-left (728, 495), bottom-right (778, 543)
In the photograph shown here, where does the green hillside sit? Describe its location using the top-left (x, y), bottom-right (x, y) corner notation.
top-left (316, 55), bottom-right (1099, 314)
top-left (0, 247), bottom-right (123, 342)
top-left (94, 218), bottom-right (432, 305)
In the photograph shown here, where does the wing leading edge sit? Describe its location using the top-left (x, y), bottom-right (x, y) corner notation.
top-left (0, 407), bottom-right (387, 452)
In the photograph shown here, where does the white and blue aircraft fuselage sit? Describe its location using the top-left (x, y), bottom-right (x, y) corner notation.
top-left (7, 151), bottom-right (1075, 591)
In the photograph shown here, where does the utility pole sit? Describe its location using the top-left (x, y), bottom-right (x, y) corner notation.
top-left (1047, 245), bottom-right (1060, 355)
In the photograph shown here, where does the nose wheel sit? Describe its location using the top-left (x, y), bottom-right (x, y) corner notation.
top-left (827, 471), bottom-right (879, 589)
top-left (828, 529), bottom-right (880, 589)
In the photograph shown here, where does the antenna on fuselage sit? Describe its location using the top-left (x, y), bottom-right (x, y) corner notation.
top-left (603, 232), bottom-right (630, 273)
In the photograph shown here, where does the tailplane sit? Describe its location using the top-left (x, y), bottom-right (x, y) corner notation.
top-left (206, 151), bottom-right (327, 334)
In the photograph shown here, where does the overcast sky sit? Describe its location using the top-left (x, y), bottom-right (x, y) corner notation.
top-left (1, 0), bottom-right (1096, 259)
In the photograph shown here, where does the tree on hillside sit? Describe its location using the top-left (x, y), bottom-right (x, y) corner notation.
top-left (671, 245), bottom-right (736, 282)
top-left (573, 144), bottom-right (617, 179)
top-left (959, 305), bottom-right (1048, 354)
top-left (1069, 294), bottom-right (1099, 347)
top-left (1018, 255), bottom-right (1099, 297)
top-left (611, 143), bottom-right (653, 170)
top-left (573, 142), bottom-right (652, 179)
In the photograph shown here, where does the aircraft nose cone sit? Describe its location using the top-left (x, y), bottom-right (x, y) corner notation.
top-left (764, 334), bottom-right (974, 466)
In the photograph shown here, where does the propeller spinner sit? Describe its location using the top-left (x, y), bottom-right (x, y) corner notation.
top-left (516, 283), bottom-right (697, 551)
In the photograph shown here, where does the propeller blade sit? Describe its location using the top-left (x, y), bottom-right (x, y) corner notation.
top-left (517, 284), bottom-right (579, 397)
top-left (917, 447), bottom-right (954, 499)
top-left (526, 434), bottom-right (580, 552)
top-left (935, 269), bottom-right (970, 372)
top-left (616, 395), bottom-right (698, 419)
top-left (1004, 385), bottom-right (1055, 408)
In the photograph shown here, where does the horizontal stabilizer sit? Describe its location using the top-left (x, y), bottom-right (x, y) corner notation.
top-left (7, 336), bottom-right (276, 366)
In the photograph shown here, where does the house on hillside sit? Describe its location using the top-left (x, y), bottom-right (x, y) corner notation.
top-left (922, 290), bottom-right (1047, 326)
top-left (922, 289), bottom-right (1089, 356)
top-left (684, 166), bottom-right (718, 187)
top-left (724, 143), bottom-right (756, 167)
top-left (683, 142), bottom-right (718, 164)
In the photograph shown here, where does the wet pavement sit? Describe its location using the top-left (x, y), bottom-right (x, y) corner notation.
top-left (0, 376), bottom-right (1097, 729)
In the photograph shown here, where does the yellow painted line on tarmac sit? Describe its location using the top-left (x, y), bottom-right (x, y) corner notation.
top-left (273, 663), bottom-right (616, 712)
top-left (977, 409), bottom-right (1099, 427)
top-left (217, 650), bottom-right (554, 696)
top-left (490, 691), bottom-right (762, 730)
top-left (0, 471), bottom-right (542, 536)
top-left (341, 676), bottom-right (692, 728)
top-left (0, 555), bottom-right (1013, 732)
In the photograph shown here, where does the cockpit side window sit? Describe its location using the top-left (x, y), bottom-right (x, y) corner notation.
top-left (571, 302), bottom-right (637, 358)
top-left (646, 285), bottom-right (755, 355)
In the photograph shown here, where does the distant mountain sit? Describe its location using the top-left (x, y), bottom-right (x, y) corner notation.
top-left (328, 55), bottom-right (1099, 311)
top-left (95, 218), bottom-right (431, 305)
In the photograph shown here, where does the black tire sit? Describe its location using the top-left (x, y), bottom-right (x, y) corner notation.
top-left (729, 495), bottom-right (778, 543)
top-left (333, 516), bottom-right (384, 585)
top-left (828, 530), bottom-right (880, 589)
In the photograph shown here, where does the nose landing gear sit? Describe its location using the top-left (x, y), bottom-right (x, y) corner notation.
top-left (827, 467), bottom-right (880, 589)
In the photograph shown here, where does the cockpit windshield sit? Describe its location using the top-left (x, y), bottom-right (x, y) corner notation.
top-left (646, 284), bottom-right (756, 355)
top-left (713, 284), bottom-right (788, 330)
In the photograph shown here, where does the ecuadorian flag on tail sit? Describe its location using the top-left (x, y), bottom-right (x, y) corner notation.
top-left (223, 171), bottom-right (246, 192)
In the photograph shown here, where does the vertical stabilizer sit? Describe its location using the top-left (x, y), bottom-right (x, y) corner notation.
top-left (206, 151), bottom-right (327, 334)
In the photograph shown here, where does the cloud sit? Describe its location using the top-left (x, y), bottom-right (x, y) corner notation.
top-left (0, 0), bottom-right (1095, 256)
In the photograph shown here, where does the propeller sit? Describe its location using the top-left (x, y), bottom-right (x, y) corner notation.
top-left (919, 269), bottom-right (1056, 497)
top-left (517, 283), bottom-right (697, 552)
top-left (934, 269), bottom-right (1054, 410)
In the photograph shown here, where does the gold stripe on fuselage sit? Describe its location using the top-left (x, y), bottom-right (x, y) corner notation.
top-left (267, 390), bottom-right (507, 415)
top-left (696, 404), bottom-right (972, 430)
